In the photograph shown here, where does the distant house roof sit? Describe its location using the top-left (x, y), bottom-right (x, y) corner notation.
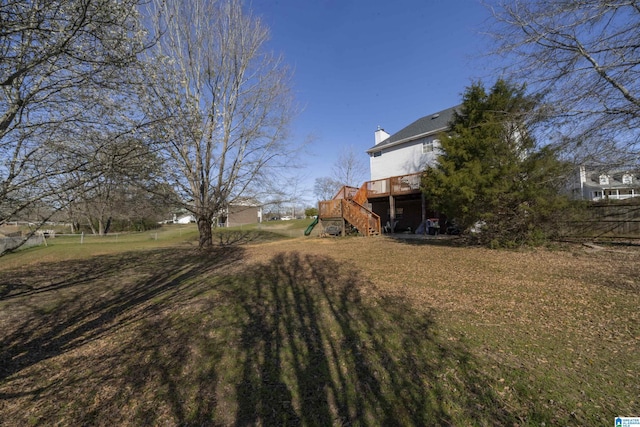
top-left (230, 197), bottom-right (262, 207)
top-left (366, 105), bottom-right (459, 153)
top-left (583, 166), bottom-right (640, 189)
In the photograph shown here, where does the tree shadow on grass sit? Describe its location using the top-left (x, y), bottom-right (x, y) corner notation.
top-left (0, 246), bottom-right (244, 385)
top-left (0, 249), bottom-right (517, 426)
top-left (228, 252), bottom-right (515, 426)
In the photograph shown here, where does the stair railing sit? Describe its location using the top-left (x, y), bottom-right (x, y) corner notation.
top-left (341, 199), bottom-right (381, 236)
top-left (351, 182), bottom-right (369, 206)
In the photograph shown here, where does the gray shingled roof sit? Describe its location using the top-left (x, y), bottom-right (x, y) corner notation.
top-left (584, 168), bottom-right (639, 188)
top-left (367, 105), bottom-right (460, 153)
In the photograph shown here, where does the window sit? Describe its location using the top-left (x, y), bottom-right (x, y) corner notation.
top-left (423, 138), bottom-right (440, 154)
top-left (599, 174), bottom-right (609, 185)
top-left (622, 174), bottom-right (633, 184)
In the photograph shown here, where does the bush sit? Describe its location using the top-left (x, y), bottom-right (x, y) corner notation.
top-left (106, 218), bottom-right (162, 233)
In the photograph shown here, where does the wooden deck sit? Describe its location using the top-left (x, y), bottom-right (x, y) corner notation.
top-left (361, 173), bottom-right (422, 199)
top-left (317, 173), bottom-right (423, 236)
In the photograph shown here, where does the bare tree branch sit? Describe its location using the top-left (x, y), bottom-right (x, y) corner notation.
top-left (1, 0), bottom-right (151, 254)
top-left (487, 0), bottom-right (640, 163)
top-left (331, 145), bottom-right (369, 188)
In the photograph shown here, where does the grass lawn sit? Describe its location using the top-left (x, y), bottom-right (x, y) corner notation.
top-left (0, 228), bottom-right (638, 426)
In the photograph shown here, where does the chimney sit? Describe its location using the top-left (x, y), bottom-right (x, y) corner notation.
top-left (374, 126), bottom-right (390, 145)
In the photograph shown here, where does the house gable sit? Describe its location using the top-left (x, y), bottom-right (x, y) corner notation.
top-left (367, 106), bottom-right (459, 181)
top-left (367, 106), bottom-right (458, 153)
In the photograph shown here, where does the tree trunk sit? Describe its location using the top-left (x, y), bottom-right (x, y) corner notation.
top-left (87, 217), bottom-right (98, 235)
top-left (197, 215), bottom-right (214, 249)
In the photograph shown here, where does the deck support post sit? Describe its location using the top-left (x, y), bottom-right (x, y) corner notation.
top-left (421, 193), bottom-right (427, 235)
top-left (389, 195), bottom-right (396, 233)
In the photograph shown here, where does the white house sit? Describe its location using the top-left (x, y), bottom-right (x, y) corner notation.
top-left (174, 213), bottom-right (196, 224)
top-left (571, 166), bottom-right (640, 201)
top-left (318, 106), bottom-right (458, 235)
top-left (171, 199), bottom-right (263, 227)
top-left (366, 106), bottom-right (458, 181)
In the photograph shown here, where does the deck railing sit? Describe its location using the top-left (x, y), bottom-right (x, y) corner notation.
top-left (352, 182), bottom-right (369, 206)
top-left (319, 199), bottom-right (342, 218)
top-left (593, 194), bottom-right (639, 201)
top-left (342, 199), bottom-right (380, 236)
top-left (318, 198), bottom-right (381, 236)
top-left (332, 186), bottom-right (359, 200)
top-left (318, 172), bottom-right (422, 236)
top-left (365, 173), bottom-right (422, 198)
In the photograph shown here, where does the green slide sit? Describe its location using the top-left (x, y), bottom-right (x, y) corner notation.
top-left (304, 216), bottom-right (319, 236)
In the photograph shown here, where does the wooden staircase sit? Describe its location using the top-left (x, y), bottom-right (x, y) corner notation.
top-left (318, 183), bottom-right (381, 236)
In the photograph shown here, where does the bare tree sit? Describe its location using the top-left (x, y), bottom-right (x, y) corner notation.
top-left (313, 146), bottom-right (368, 202)
top-left (313, 176), bottom-right (341, 201)
top-left (66, 136), bottom-right (168, 235)
top-left (331, 145), bottom-right (369, 188)
top-left (0, 0), bottom-right (149, 253)
top-left (142, 0), bottom-right (296, 249)
top-left (488, 0), bottom-right (640, 163)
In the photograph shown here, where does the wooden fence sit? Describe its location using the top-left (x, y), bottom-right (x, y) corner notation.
top-left (559, 202), bottom-right (640, 240)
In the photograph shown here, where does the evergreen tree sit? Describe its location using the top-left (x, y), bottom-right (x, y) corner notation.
top-left (422, 79), bottom-right (573, 246)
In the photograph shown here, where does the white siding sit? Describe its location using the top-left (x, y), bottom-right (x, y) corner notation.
top-left (369, 137), bottom-right (440, 180)
top-left (176, 215), bottom-right (195, 224)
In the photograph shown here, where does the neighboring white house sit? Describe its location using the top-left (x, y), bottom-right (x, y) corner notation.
top-left (171, 199), bottom-right (263, 227)
top-left (174, 213), bottom-right (196, 224)
top-left (366, 106), bottom-right (458, 181)
top-left (571, 166), bottom-right (640, 201)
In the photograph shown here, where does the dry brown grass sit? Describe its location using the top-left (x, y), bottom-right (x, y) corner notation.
top-left (0, 234), bottom-right (638, 426)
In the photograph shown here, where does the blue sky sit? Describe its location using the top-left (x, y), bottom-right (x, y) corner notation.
top-left (250, 0), bottom-right (496, 200)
